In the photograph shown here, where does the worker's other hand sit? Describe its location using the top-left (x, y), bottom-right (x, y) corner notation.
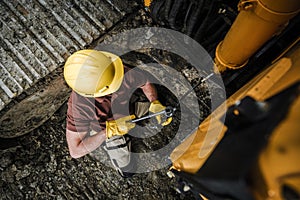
top-left (106, 115), bottom-right (136, 139)
top-left (149, 100), bottom-right (172, 126)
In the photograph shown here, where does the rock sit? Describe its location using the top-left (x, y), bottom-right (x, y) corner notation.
top-left (0, 152), bottom-right (13, 168)
top-left (15, 167), bottom-right (30, 181)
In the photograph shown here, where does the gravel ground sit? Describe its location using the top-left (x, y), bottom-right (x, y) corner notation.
top-left (0, 102), bottom-right (195, 200)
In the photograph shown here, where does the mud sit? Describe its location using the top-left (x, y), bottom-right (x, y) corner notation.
top-left (0, 102), bottom-right (195, 199)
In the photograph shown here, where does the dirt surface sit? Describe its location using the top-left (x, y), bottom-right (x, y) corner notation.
top-left (0, 102), bottom-right (196, 200)
top-left (0, 8), bottom-right (223, 200)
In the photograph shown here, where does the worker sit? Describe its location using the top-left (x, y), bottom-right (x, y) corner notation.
top-left (63, 49), bottom-right (172, 178)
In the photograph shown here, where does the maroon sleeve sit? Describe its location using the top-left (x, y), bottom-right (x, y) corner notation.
top-left (66, 91), bottom-right (109, 133)
top-left (66, 92), bottom-right (90, 132)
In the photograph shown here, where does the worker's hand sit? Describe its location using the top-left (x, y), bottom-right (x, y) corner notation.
top-left (149, 100), bottom-right (172, 126)
top-left (106, 115), bottom-right (136, 139)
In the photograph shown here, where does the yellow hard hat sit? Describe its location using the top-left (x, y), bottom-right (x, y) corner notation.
top-left (63, 49), bottom-right (124, 97)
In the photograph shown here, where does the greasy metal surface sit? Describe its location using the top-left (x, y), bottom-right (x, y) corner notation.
top-left (0, 0), bottom-right (133, 111)
top-left (0, 75), bottom-right (71, 138)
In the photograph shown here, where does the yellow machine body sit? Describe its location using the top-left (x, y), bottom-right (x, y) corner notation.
top-left (144, 0), bottom-right (152, 7)
top-left (251, 46), bottom-right (300, 200)
top-left (170, 43), bottom-right (300, 199)
top-left (215, 0), bottom-right (300, 72)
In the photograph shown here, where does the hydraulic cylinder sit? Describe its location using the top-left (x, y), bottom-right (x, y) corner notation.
top-left (215, 0), bottom-right (300, 72)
